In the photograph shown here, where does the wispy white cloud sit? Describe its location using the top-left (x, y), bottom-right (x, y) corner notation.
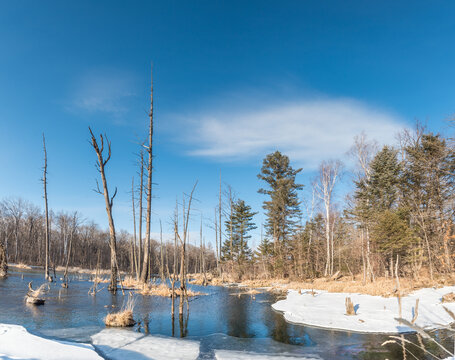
top-left (179, 97), bottom-right (406, 169)
top-left (66, 69), bottom-right (137, 118)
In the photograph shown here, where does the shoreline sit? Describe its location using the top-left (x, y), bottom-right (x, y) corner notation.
top-left (271, 286), bottom-right (455, 334)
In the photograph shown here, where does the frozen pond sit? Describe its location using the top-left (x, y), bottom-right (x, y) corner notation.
top-left (0, 268), bottom-right (449, 359)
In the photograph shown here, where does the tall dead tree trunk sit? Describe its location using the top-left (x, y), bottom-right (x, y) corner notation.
top-left (200, 215), bottom-right (207, 285)
top-left (0, 243), bottom-right (7, 278)
top-left (218, 172), bottom-right (223, 276)
top-left (137, 150), bottom-right (144, 279)
top-left (63, 215), bottom-right (76, 288)
top-left (160, 219), bottom-right (165, 283)
top-left (89, 127), bottom-right (118, 294)
top-left (176, 182), bottom-right (197, 316)
top-left (141, 68), bottom-right (153, 284)
top-left (42, 134), bottom-right (51, 282)
top-left (131, 177), bottom-right (138, 277)
top-left (316, 160), bottom-right (341, 277)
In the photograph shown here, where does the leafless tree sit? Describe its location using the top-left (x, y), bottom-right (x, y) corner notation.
top-left (141, 68), bottom-right (154, 283)
top-left (348, 132), bottom-right (378, 282)
top-left (42, 134), bottom-right (52, 281)
top-left (89, 127), bottom-right (119, 293)
top-left (316, 160), bottom-right (342, 276)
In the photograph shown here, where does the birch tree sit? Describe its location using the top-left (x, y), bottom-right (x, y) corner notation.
top-left (316, 160), bottom-right (341, 276)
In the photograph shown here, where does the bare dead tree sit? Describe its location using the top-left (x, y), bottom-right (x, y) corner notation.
top-left (131, 177), bottom-right (138, 277)
top-left (175, 182), bottom-right (197, 316)
top-left (218, 172), bottom-right (222, 276)
top-left (137, 149), bottom-right (144, 279)
top-left (63, 212), bottom-right (80, 288)
top-left (89, 127), bottom-right (119, 293)
top-left (141, 68), bottom-right (154, 283)
top-left (0, 242), bottom-right (7, 278)
top-left (171, 200), bottom-right (178, 319)
top-left (42, 134), bottom-right (51, 282)
top-left (200, 214), bottom-right (207, 285)
top-left (159, 219), bottom-right (165, 283)
top-left (348, 132), bottom-right (378, 282)
top-left (316, 160), bottom-right (342, 276)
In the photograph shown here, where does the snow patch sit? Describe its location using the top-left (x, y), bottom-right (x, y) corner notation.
top-left (0, 323), bottom-right (102, 360)
top-left (91, 328), bottom-right (200, 360)
top-left (272, 286), bottom-right (455, 333)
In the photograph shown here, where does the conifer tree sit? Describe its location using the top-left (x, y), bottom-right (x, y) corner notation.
top-left (257, 151), bottom-right (302, 273)
top-left (221, 199), bottom-right (257, 264)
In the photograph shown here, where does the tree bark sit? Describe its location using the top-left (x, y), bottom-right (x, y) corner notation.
top-left (42, 134), bottom-right (51, 281)
top-left (89, 127), bottom-right (118, 293)
top-left (141, 68), bottom-right (153, 283)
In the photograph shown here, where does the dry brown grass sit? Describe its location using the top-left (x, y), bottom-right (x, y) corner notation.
top-left (91, 276), bottom-right (110, 284)
top-left (196, 273), bottom-right (455, 297)
top-left (230, 289), bottom-right (261, 297)
top-left (13, 263), bottom-right (32, 270)
top-left (104, 294), bottom-right (136, 327)
top-left (188, 272), bottom-right (237, 286)
top-left (137, 283), bottom-right (205, 297)
top-left (120, 276), bottom-right (143, 289)
top-left (442, 292), bottom-right (455, 303)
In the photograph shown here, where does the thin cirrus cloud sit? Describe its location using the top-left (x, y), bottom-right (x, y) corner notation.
top-left (183, 97), bottom-right (406, 169)
top-left (66, 69), bottom-right (137, 118)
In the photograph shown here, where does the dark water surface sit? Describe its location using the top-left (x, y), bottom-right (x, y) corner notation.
top-left (0, 269), bottom-right (450, 359)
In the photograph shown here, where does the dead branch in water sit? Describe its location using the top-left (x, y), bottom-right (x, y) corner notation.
top-left (25, 281), bottom-right (48, 305)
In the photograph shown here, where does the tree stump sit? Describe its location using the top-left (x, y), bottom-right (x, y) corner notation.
top-left (345, 297), bottom-right (356, 315)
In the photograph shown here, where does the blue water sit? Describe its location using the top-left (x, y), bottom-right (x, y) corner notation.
top-left (0, 269), bottom-right (446, 359)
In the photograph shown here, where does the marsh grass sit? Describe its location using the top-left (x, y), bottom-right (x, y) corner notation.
top-left (194, 273), bottom-right (455, 297)
top-left (104, 293), bottom-right (136, 327)
top-left (138, 283), bottom-right (205, 297)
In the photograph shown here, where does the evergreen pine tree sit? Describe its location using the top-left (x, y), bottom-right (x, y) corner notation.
top-left (257, 151), bottom-right (302, 273)
top-left (221, 199), bottom-right (257, 264)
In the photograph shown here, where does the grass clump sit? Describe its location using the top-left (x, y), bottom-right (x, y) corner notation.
top-left (104, 294), bottom-right (136, 327)
top-left (442, 292), bottom-right (455, 303)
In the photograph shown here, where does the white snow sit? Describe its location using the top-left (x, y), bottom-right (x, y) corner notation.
top-left (0, 323), bottom-right (102, 360)
top-left (272, 286), bottom-right (455, 333)
top-left (215, 350), bottom-right (320, 359)
top-left (91, 328), bottom-right (200, 360)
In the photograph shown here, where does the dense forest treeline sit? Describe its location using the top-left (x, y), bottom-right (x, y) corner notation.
top-left (0, 199), bottom-right (216, 274)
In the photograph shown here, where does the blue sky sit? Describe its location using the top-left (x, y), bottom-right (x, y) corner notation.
top-left (1, 1), bottom-right (454, 248)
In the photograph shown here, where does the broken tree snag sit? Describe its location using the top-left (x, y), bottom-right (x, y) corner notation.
top-left (0, 243), bottom-right (7, 278)
top-left (89, 127), bottom-right (119, 294)
top-left (411, 298), bottom-right (419, 324)
top-left (42, 134), bottom-right (52, 282)
top-left (141, 66), bottom-right (154, 284)
top-left (345, 297), bottom-right (356, 315)
top-left (330, 270), bottom-right (342, 281)
top-left (25, 281), bottom-right (46, 305)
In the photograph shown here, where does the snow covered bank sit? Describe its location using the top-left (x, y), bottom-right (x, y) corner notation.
top-left (272, 286), bottom-right (455, 333)
top-left (91, 328), bottom-right (200, 360)
top-left (215, 350), bottom-right (320, 359)
top-left (0, 324), bottom-right (102, 360)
